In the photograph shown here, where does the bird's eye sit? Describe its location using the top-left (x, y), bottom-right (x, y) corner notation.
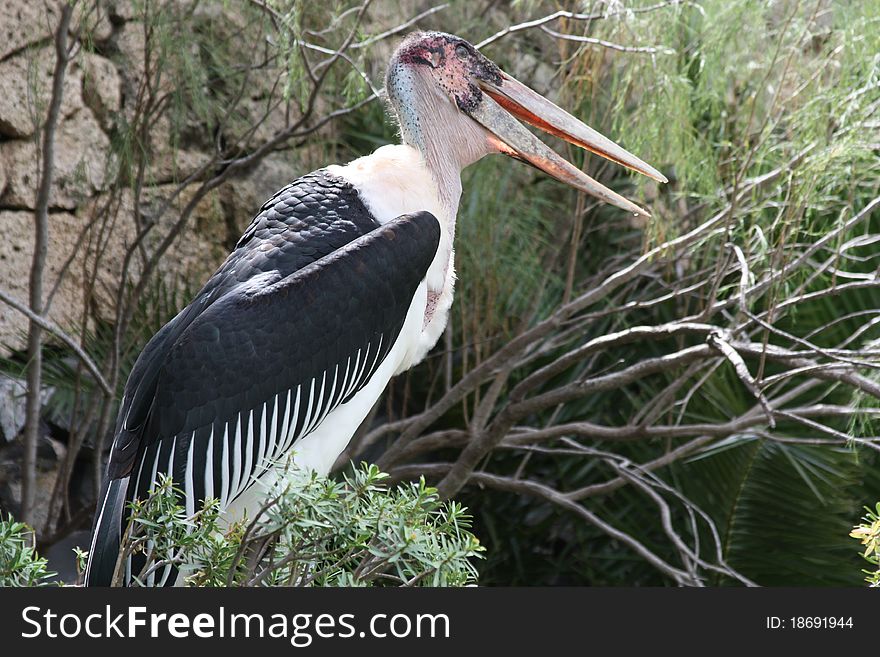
top-left (455, 44), bottom-right (469, 59)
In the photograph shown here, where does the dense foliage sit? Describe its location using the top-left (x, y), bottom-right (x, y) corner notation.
top-left (113, 464), bottom-right (483, 587)
top-left (0, 514), bottom-right (56, 587)
top-left (850, 502), bottom-right (880, 586)
top-left (367, 0), bottom-right (880, 586)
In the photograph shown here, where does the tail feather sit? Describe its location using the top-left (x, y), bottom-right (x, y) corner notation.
top-left (84, 476), bottom-right (128, 587)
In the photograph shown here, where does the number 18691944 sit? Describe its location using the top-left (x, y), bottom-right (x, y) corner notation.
top-left (766, 616), bottom-right (854, 630)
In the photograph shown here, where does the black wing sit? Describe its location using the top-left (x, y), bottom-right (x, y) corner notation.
top-left (85, 169), bottom-right (440, 586)
top-left (108, 170), bottom-right (382, 479)
top-left (131, 210), bottom-right (439, 512)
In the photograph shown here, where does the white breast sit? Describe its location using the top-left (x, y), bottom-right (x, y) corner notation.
top-left (326, 144), bottom-right (459, 369)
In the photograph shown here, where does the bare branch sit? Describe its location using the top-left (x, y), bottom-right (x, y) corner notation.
top-left (0, 288), bottom-right (113, 396)
top-left (707, 329), bottom-right (775, 428)
top-left (539, 25), bottom-right (675, 56)
top-left (475, 1), bottom-right (695, 50)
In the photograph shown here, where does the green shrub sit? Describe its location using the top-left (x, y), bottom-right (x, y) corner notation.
top-left (0, 514), bottom-right (56, 587)
top-left (850, 503), bottom-right (880, 587)
top-left (115, 463), bottom-right (484, 587)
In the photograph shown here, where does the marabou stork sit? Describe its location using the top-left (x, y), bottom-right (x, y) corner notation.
top-left (84, 31), bottom-right (665, 586)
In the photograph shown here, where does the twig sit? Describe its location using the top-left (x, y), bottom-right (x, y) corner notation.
top-left (475, 1), bottom-right (693, 50)
top-left (706, 329), bottom-right (775, 428)
top-left (539, 25), bottom-right (675, 56)
top-left (350, 4), bottom-right (449, 49)
top-left (0, 289), bottom-right (113, 396)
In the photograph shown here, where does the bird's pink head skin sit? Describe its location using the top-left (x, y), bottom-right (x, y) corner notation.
top-left (386, 31), bottom-right (667, 217)
top-left (391, 32), bottom-right (503, 114)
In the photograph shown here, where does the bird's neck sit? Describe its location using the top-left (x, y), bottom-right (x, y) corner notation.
top-left (399, 128), bottom-right (464, 213)
top-left (393, 78), bottom-right (494, 211)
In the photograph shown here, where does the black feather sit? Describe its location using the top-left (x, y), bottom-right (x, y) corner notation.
top-left (84, 169), bottom-right (440, 586)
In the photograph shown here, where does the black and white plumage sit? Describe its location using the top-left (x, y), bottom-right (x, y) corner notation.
top-left (85, 31), bottom-right (664, 586)
top-left (86, 172), bottom-right (439, 586)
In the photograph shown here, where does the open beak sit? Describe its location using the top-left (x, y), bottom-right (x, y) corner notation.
top-left (468, 71), bottom-right (666, 217)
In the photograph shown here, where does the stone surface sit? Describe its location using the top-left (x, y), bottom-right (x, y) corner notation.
top-left (0, 0), bottom-right (61, 62)
top-left (0, 209), bottom-right (124, 350)
top-left (0, 375), bottom-right (54, 442)
top-left (112, 21), bottom-right (173, 105)
top-left (106, 0), bottom-right (139, 23)
top-left (0, 151), bottom-right (6, 198)
top-left (0, 108), bottom-right (110, 209)
top-left (0, 2), bottom-right (307, 355)
top-left (0, 438), bottom-right (63, 533)
top-left (81, 52), bottom-right (121, 131)
top-left (237, 94), bottom-right (298, 148)
top-left (141, 183), bottom-right (231, 286)
top-left (222, 154), bottom-right (299, 234)
top-left (0, 375), bottom-right (27, 443)
top-left (0, 44), bottom-right (85, 139)
top-left (75, 0), bottom-right (114, 44)
top-left (146, 142), bottom-right (209, 185)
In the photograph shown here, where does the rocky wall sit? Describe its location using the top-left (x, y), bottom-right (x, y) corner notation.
top-left (0, 0), bottom-right (302, 356)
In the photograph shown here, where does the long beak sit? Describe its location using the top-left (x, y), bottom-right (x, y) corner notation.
top-left (468, 71), bottom-right (666, 217)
